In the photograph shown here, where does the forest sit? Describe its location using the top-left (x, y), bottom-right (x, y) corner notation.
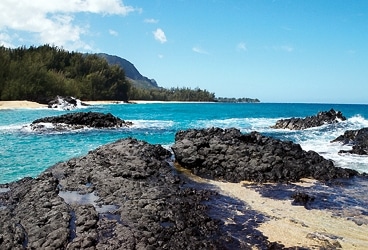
top-left (129, 86), bottom-right (215, 102)
top-left (0, 45), bottom-right (216, 103)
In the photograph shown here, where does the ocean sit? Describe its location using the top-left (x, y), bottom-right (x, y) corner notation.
top-left (1, 102), bottom-right (368, 184)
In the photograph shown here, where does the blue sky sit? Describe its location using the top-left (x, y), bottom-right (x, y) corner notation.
top-left (0, 0), bottom-right (367, 103)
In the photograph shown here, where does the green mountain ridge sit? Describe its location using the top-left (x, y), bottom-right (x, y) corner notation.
top-left (97, 53), bottom-right (159, 90)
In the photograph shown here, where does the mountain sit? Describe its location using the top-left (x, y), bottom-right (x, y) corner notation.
top-left (97, 53), bottom-right (159, 89)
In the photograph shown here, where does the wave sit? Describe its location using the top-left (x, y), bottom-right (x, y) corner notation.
top-left (2, 114), bottom-right (368, 173)
top-left (50, 96), bottom-right (89, 111)
top-left (130, 119), bottom-right (176, 130)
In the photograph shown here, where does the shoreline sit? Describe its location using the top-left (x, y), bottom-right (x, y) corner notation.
top-left (212, 180), bottom-right (368, 249)
top-left (179, 166), bottom-right (368, 249)
top-left (0, 100), bottom-right (215, 110)
top-left (0, 100), bottom-right (47, 110)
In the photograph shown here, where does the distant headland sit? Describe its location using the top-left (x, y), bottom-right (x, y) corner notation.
top-left (0, 45), bottom-right (259, 104)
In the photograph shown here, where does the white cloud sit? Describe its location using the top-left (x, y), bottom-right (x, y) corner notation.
top-left (153, 28), bottom-right (167, 43)
top-left (109, 29), bottom-right (118, 36)
top-left (0, 0), bottom-right (139, 50)
top-left (158, 54), bottom-right (164, 59)
top-left (144, 18), bottom-right (159, 24)
top-left (192, 46), bottom-right (209, 55)
top-left (237, 42), bottom-right (247, 52)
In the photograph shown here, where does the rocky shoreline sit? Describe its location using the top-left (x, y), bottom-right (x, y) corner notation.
top-left (1, 109), bottom-right (368, 249)
top-left (0, 138), bottom-right (289, 249)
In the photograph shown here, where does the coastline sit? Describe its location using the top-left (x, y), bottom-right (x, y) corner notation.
top-left (212, 180), bottom-right (368, 249)
top-left (0, 100), bottom-right (47, 110)
top-left (0, 100), bottom-right (216, 110)
top-left (176, 165), bottom-right (368, 249)
top-left (1, 102), bottom-right (368, 248)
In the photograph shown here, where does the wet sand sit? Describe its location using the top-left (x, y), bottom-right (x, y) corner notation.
top-left (175, 164), bottom-right (368, 249)
top-left (211, 180), bottom-right (368, 249)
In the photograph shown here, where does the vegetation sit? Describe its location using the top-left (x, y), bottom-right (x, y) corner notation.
top-left (215, 97), bottom-right (260, 103)
top-left (0, 45), bottom-right (130, 102)
top-left (129, 86), bottom-right (215, 101)
top-left (0, 45), bottom-right (258, 103)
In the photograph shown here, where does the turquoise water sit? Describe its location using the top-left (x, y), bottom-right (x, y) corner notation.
top-left (1, 102), bottom-right (368, 184)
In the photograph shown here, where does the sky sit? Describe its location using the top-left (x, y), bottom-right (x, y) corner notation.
top-left (0, 0), bottom-right (367, 104)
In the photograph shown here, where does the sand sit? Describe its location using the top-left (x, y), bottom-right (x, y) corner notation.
top-left (174, 164), bottom-right (368, 249)
top-left (0, 100), bottom-right (47, 110)
top-left (211, 180), bottom-right (368, 249)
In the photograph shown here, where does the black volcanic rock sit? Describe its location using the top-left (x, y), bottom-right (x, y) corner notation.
top-left (271, 109), bottom-right (346, 130)
top-left (172, 127), bottom-right (358, 183)
top-left (331, 127), bottom-right (368, 155)
top-left (0, 138), bottom-right (282, 249)
top-left (30, 111), bottom-right (132, 130)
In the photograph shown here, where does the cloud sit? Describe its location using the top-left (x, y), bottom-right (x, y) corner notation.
top-left (237, 42), bottom-right (247, 52)
top-left (109, 29), bottom-right (118, 36)
top-left (153, 28), bottom-right (167, 43)
top-left (0, 0), bottom-right (139, 50)
top-left (144, 18), bottom-right (159, 24)
top-left (192, 46), bottom-right (209, 55)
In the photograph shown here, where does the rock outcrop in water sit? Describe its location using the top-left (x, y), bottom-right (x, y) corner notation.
top-left (172, 127), bottom-right (358, 183)
top-left (0, 138), bottom-right (286, 249)
top-left (0, 139), bottom-right (219, 249)
top-left (48, 96), bottom-right (87, 110)
top-left (331, 127), bottom-right (368, 155)
top-left (271, 109), bottom-right (346, 130)
top-left (30, 111), bottom-right (132, 131)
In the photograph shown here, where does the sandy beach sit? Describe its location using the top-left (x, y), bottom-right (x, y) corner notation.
top-left (213, 181), bottom-right (368, 249)
top-left (0, 100), bottom-right (47, 110)
top-left (173, 164), bottom-right (368, 249)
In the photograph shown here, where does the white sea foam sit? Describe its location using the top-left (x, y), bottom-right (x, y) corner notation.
top-left (50, 96), bottom-right (88, 111)
top-left (283, 116), bottom-right (368, 173)
top-left (130, 119), bottom-right (176, 130)
top-left (192, 118), bottom-right (278, 132)
top-left (0, 124), bottom-right (25, 132)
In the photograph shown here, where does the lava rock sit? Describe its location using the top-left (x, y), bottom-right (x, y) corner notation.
top-left (172, 127), bottom-right (358, 183)
top-left (0, 138), bottom-right (241, 249)
top-left (30, 111), bottom-right (132, 130)
top-left (331, 127), bottom-right (368, 155)
top-left (292, 192), bottom-right (315, 206)
top-left (271, 109), bottom-right (346, 130)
